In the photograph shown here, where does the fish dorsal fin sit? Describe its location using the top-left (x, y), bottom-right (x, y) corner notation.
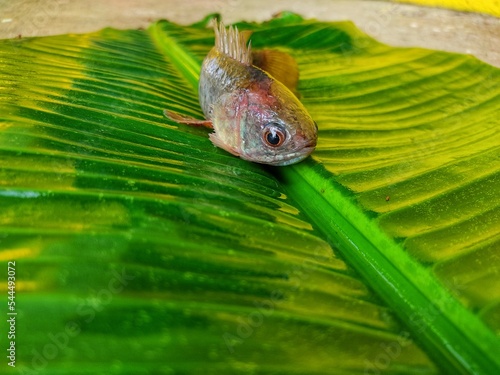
top-left (252, 49), bottom-right (300, 96)
top-left (213, 20), bottom-right (252, 65)
top-left (213, 20), bottom-right (299, 95)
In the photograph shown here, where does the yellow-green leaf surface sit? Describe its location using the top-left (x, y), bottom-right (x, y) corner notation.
top-left (0, 13), bottom-right (499, 375)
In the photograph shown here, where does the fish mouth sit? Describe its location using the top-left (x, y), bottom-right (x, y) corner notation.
top-left (266, 145), bottom-right (316, 166)
top-left (303, 139), bottom-right (317, 149)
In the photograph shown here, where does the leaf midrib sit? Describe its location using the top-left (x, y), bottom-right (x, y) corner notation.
top-left (283, 162), bottom-right (500, 374)
top-left (146, 20), bottom-right (500, 374)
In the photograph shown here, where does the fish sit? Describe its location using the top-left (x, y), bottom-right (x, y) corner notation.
top-left (164, 20), bottom-right (317, 166)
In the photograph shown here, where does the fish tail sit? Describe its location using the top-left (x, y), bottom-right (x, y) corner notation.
top-left (213, 19), bottom-right (252, 66)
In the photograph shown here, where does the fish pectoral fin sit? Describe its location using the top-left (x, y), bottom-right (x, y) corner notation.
top-left (164, 109), bottom-right (213, 129)
top-left (252, 49), bottom-right (300, 97)
top-left (209, 133), bottom-right (240, 157)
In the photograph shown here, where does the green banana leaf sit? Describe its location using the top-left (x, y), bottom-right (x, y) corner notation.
top-left (1, 12), bottom-right (499, 375)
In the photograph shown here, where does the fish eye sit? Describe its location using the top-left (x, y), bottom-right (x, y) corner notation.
top-left (263, 124), bottom-right (286, 147)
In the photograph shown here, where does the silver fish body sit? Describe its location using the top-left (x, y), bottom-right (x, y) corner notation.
top-left (198, 21), bottom-right (317, 166)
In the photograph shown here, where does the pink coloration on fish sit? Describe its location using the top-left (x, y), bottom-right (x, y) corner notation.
top-left (166, 20), bottom-right (317, 166)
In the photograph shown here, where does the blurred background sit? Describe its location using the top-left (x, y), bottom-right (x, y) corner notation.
top-left (0, 0), bottom-right (499, 67)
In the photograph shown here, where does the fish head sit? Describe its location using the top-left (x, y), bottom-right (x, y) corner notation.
top-left (210, 81), bottom-right (317, 166)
